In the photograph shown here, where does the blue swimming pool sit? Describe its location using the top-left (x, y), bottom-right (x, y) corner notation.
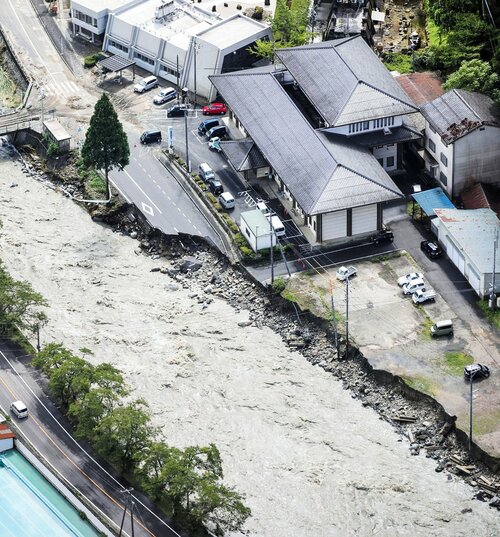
top-left (0, 449), bottom-right (102, 537)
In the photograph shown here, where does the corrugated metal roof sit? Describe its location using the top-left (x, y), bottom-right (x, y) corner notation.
top-left (220, 139), bottom-right (268, 171)
top-left (275, 36), bottom-right (417, 126)
top-left (98, 54), bottom-right (136, 72)
top-left (395, 72), bottom-right (443, 105)
top-left (435, 208), bottom-right (500, 273)
top-left (420, 89), bottom-right (500, 143)
top-left (411, 187), bottom-right (455, 217)
top-left (210, 71), bottom-right (404, 215)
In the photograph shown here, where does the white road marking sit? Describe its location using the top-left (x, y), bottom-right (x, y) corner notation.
top-left (142, 203), bottom-right (154, 216)
top-left (119, 168), bottom-right (162, 214)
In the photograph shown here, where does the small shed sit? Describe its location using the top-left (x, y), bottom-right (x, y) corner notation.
top-left (43, 119), bottom-right (71, 153)
top-left (0, 423), bottom-right (15, 452)
top-left (240, 209), bottom-right (277, 253)
top-left (411, 187), bottom-right (455, 234)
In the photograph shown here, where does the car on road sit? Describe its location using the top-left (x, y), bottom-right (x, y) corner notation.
top-left (167, 104), bottom-right (189, 117)
top-left (202, 102), bottom-right (227, 115)
top-left (134, 75), bottom-right (159, 93)
top-left (218, 192), bottom-right (235, 210)
top-left (464, 364), bottom-right (490, 381)
top-left (431, 319), bottom-right (453, 337)
top-left (402, 278), bottom-right (426, 295)
top-left (421, 240), bottom-right (443, 259)
top-left (208, 137), bottom-right (222, 152)
top-left (198, 162), bottom-right (215, 182)
top-left (336, 266), bottom-right (357, 281)
top-left (206, 125), bottom-right (228, 140)
top-left (140, 129), bottom-right (162, 144)
top-left (412, 289), bottom-right (436, 304)
top-left (370, 227), bottom-right (394, 245)
top-left (397, 272), bottom-right (423, 287)
top-left (153, 87), bottom-right (177, 104)
top-left (198, 118), bottom-right (220, 135)
top-left (10, 400), bottom-right (28, 419)
top-left (208, 178), bottom-right (223, 196)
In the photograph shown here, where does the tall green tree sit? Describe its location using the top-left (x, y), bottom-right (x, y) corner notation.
top-left (48, 356), bottom-right (94, 409)
top-left (443, 59), bottom-right (500, 102)
top-left (428, 0), bottom-right (480, 32)
top-left (0, 260), bottom-right (47, 334)
top-left (94, 399), bottom-right (155, 472)
top-left (81, 93), bottom-right (129, 200)
top-left (32, 343), bottom-right (76, 375)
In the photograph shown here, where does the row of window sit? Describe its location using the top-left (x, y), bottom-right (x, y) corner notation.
top-left (427, 139), bottom-right (448, 166)
top-left (161, 65), bottom-right (180, 78)
top-left (109, 40), bottom-right (128, 53)
top-left (135, 52), bottom-right (155, 66)
top-left (74, 10), bottom-right (97, 27)
top-left (377, 156), bottom-right (395, 168)
top-left (348, 116), bottom-right (396, 133)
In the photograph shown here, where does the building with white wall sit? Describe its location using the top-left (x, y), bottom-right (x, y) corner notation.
top-left (420, 90), bottom-right (500, 198)
top-left (434, 208), bottom-right (500, 298)
top-left (71, 0), bottom-right (271, 101)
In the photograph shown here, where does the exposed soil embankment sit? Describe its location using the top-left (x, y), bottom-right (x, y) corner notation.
top-left (0, 31), bottom-right (28, 111)
top-left (1, 154), bottom-right (499, 536)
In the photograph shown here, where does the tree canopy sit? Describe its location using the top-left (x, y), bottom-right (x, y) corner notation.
top-left (0, 259), bottom-right (47, 335)
top-left (81, 93), bottom-right (129, 199)
top-left (443, 59), bottom-right (500, 101)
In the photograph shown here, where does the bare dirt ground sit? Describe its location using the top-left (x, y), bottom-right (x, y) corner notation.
top-left (284, 255), bottom-right (500, 458)
top-left (1, 154), bottom-right (500, 536)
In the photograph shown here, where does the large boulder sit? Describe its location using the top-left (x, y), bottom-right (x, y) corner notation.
top-left (180, 256), bottom-right (203, 273)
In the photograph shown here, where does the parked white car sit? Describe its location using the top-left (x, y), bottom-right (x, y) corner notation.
top-left (336, 266), bottom-right (357, 281)
top-left (412, 289), bottom-right (436, 304)
top-left (134, 75), bottom-right (158, 93)
top-left (397, 272), bottom-right (423, 287)
top-left (402, 278), bottom-right (426, 295)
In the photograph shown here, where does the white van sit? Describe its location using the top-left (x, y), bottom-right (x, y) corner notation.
top-left (134, 75), bottom-right (158, 93)
top-left (267, 215), bottom-right (286, 237)
top-left (218, 192), bottom-right (235, 210)
top-left (10, 400), bottom-right (28, 419)
top-left (198, 163), bottom-right (215, 183)
top-left (431, 320), bottom-right (453, 337)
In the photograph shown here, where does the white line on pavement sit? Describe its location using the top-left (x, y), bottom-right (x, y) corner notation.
top-left (118, 168), bottom-right (162, 214)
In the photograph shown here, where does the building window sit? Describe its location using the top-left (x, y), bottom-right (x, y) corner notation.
top-left (439, 171), bottom-right (448, 185)
top-left (363, 121), bottom-right (370, 130)
top-left (386, 156), bottom-right (395, 168)
top-left (161, 65), bottom-right (180, 78)
top-left (109, 40), bottom-right (128, 53)
top-left (74, 10), bottom-right (97, 27)
top-left (428, 139), bottom-right (436, 152)
top-left (440, 153), bottom-right (448, 166)
top-left (245, 228), bottom-right (251, 238)
top-left (377, 158), bottom-right (384, 166)
top-left (134, 52), bottom-right (154, 66)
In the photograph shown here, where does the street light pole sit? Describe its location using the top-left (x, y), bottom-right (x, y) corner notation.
top-left (193, 38), bottom-right (198, 108)
top-left (468, 370), bottom-right (479, 453)
top-left (269, 216), bottom-right (274, 284)
top-left (184, 97), bottom-right (190, 172)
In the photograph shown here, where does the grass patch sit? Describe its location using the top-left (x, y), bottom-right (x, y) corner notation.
top-left (473, 409), bottom-right (500, 436)
top-left (402, 374), bottom-right (437, 396)
top-left (476, 300), bottom-right (500, 330)
top-left (369, 252), bottom-right (402, 264)
top-left (420, 316), bottom-right (435, 341)
top-left (0, 67), bottom-right (22, 108)
top-left (86, 171), bottom-right (107, 195)
top-left (383, 53), bottom-right (413, 74)
top-left (281, 288), bottom-right (299, 303)
top-left (443, 351), bottom-right (473, 376)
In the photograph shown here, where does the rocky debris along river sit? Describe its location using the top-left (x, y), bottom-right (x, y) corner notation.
top-left (1, 154), bottom-right (499, 536)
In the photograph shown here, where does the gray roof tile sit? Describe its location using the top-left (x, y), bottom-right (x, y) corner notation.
top-left (420, 89), bottom-right (500, 143)
top-left (220, 139), bottom-right (268, 171)
top-left (210, 71), bottom-right (403, 214)
top-left (275, 36), bottom-right (417, 126)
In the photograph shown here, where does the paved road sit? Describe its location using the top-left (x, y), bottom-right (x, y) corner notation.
top-left (0, 338), bottom-right (186, 537)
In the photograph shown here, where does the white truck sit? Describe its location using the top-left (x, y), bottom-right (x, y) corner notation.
top-left (336, 266), bottom-right (357, 281)
top-left (412, 289), bottom-right (436, 304)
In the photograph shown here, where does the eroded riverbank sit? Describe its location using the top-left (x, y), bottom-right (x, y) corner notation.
top-left (1, 154), bottom-right (499, 536)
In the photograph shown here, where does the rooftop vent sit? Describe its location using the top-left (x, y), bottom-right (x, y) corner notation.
top-left (155, 0), bottom-right (175, 21)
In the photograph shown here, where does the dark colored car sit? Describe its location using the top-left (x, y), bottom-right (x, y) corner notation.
top-left (202, 102), bottom-right (227, 115)
top-left (464, 364), bottom-right (490, 381)
top-left (421, 240), bottom-right (442, 259)
top-left (198, 118), bottom-right (220, 135)
top-left (208, 178), bottom-right (223, 196)
top-left (140, 129), bottom-right (162, 144)
top-left (206, 125), bottom-right (228, 139)
top-left (167, 104), bottom-right (188, 118)
top-left (370, 228), bottom-right (394, 245)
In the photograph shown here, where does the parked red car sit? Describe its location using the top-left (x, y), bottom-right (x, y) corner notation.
top-left (202, 102), bottom-right (227, 115)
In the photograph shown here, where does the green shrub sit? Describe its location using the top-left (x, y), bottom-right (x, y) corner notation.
top-left (382, 52), bottom-right (413, 74)
top-left (252, 6), bottom-right (264, 20)
top-left (46, 141), bottom-right (59, 158)
top-left (83, 54), bottom-right (101, 68)
top-left (272, 276), bottom-right (287, 294)
top-left (240, 245), bottom-right (254, 258)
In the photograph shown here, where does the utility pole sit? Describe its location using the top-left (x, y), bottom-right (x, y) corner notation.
top-left (193, 38), bottom-right (198, 108)
top-left (269, 216), bottom-right (274, 284)
top-left (184, 92), bottom-right (190, 172)
top-left (36, 324), bottom-right (41, 353)
top-left (330, 290), bottom-right (339, 357)
top-left (490, 227), bottom-right (498, 310)
top-left (345, 277), bottom-right (349, 358)
top-left (118, 488), bottom-right (135, 537)
top-left (176, 55), bottom-right (180, 102)
top-left (468, 370), bottom-right (481, 453)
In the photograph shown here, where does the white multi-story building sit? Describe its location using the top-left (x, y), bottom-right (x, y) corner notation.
top-left (420, 89), bottom-right (500, 198)
top-left (70, 0), bottom-right (271, 101)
